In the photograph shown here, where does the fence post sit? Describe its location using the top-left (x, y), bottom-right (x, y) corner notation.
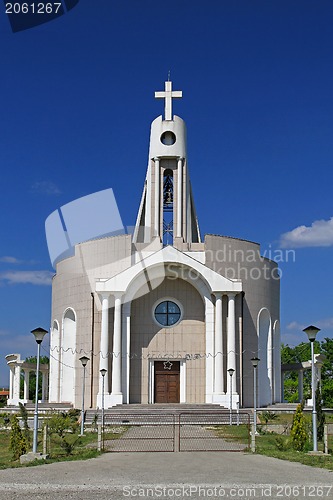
top-left (174, 415), bottom-right (180, 452)
top-left (251, 423), bottom-right (256, 453)
top-left (97, 424), bottom-right (102, 451)
top-left (43, 424), bottom-right (48, 455)
top-left (324, 424), bottom-right (328, 455)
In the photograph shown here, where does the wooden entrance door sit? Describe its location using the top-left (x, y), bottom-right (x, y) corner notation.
top-left (154, 361), bottom-right (180, 403)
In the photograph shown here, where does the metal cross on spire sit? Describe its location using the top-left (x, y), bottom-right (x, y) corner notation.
top-left (155, 80), bottom-right (182, 121)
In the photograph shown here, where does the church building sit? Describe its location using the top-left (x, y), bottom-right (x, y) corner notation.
top-left (48, 81), bottom-right (281, 409)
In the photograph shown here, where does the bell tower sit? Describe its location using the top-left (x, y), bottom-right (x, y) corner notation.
top-left (133, 80), bottom-right (201, 246)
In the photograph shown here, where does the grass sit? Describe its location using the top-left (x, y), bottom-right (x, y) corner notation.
top-left (254, 432), bottom-right (333, 471)
top-left (253, 411), bottom-right (333, 470)
top-left (210, 424), bottom-right (250, 445)
top-left (208, 412), bottom-right (333, 471)
top-left (0, 426), bottom-right (126, 469)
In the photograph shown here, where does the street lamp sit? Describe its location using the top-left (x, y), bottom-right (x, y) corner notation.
top-left (251, 357), bottom-right (260, 435)
top-left (79, 356), bottom-right (89, 436)
top-left (100, 368), bottom-right (107, 451)
top-left (228, 368), bottom-right (235, 425)
top-left (31, 327), bottom-right (48, 454)
top-left (303, 325), bottom-right (320, 453)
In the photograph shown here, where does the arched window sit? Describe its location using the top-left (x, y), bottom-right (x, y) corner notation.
top-left (163, 169), bottom-right (174, 245)
top-left (60, 308), bottom-right (76, 404)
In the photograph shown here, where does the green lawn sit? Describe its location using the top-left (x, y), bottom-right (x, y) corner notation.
top-left (254, 432), bottom-right (333, 470)
top-left (210, 424), bottom-right (250, 445)
top-left (0, 426), bottom-right (126, 469)
top-left (254, 411), bottom-right (333, 471)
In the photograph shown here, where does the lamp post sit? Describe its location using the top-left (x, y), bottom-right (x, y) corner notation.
top-left (79, 356), bottom-right (89, 436)
top-left (31, 327), bottom-right (48, 454)
top-left (100, 368), bottom-right (107, 451)
top-left (251, 357), bottom-right (260, 435)
top-left (228, 368), bottom-right (235, 425)
top-left (303, 325), bottom-right (320, 453)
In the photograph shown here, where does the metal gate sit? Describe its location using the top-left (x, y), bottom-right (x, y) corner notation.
top-left (178, 412), bottom-right (251, 452)
top-left (102, 411), bottom-right (251, 452)
top-left (104, 413), bottom-right (176, 452)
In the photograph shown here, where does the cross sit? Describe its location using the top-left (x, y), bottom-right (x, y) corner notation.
top-left (155, 81), bottom-right (182, 121)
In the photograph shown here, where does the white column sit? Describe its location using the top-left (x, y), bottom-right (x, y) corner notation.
top-left (13, 365), bottom-right (21, 401)
top-left (214, 293), bottom-right (224, 395)
top-left (9, 367), bottom-right (14, 401)
top-left (111, 293), bottom-right (123, 401)
top-left (23, 370), bottom-right (30, 400)
top-left (154, 157), bottom-right (160, 237)
top-left (227, 293), bottom-right (237, 394)
top-left (121, 301), bottom-right (131, 404)
top-left (177, 157), bottom-right (183, 238)
top-left (99, 293), bottom-right (110, 395)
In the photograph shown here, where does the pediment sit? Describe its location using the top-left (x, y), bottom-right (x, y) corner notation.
top-left (96, 245), bottom-right (242, 295)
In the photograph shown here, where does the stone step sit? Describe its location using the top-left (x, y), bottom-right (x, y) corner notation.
top-left (7, 402), bottom-right (74, 413)
top-left (84, 404), bottom-right (235, 424)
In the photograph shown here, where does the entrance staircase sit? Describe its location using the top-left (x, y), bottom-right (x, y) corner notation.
top-left (84, 403), bottom-right (227, 424)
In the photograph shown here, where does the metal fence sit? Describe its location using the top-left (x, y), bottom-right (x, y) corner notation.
top-left (101, 411), bottom-right (251, 453)
top-left (178, 412), bottom-right (251, 452)
top-left (103, 414), bottom-right (176, 452)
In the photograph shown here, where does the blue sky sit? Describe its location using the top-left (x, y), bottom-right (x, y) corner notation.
top-left (0, 1), bottom-right (333, 386)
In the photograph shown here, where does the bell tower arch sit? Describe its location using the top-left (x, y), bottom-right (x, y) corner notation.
top-left (133, 80), bottom-right (201, 246)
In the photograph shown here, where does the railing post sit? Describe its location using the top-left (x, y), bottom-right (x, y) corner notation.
top-left (251, 423), bottom-right (256, 453)
top-left (324, 424), bottom-right (328, 455)
top-left (174, 414), bottom-right (180, 452)
top-left (97, 424), bottom-right (102, 451)
top-left (43, 424), bottom-right (48, 456)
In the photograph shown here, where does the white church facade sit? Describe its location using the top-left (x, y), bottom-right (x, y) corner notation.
top-left (48, 81), bottom-right (281, 409)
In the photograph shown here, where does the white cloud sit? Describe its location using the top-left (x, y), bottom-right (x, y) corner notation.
top-left (281, 331), bottom-right (305, 347)
top-left (0, 329), bottom-right (36, 353)
top-left (0, 330), bottom-right (44, 386)
top-left (317, 318), bottom-right (333, 330)
top-left (0, 256), bottom-right (21, 264)
top-left (286, 318), bottom-right (333, 331)
top-left (280, 216), bottom-right (333, 248)
top-left (286, 321), bottom-right (306, 331)
top-left (0, 270), bottom-right (53, 286)
top-left (31, 181), bottom-right (61, 195)
top-left (283, 318), bottom-right (333, 346)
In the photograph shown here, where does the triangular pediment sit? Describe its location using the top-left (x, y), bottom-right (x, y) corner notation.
top-left (96, 246), bottom-right (242, 295)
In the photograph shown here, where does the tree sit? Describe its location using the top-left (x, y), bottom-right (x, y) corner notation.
top-left (47, 411), bottom-right (80, 456)
top-left (290, 403), bottom-right (308, 451)
top-left (281, 339), bottom-right (333, 408)
top-left (316, 387), bottom-right (325, 441)
top-left (19, 402), bottom-right (31, 446)
top-left (320, 338), bottom-right (333, 407)
top-left (9, 414), bottom-right (27, 460)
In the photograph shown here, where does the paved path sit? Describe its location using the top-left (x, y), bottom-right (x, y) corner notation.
top-left (106, 423), bottom-right (247, 452)
top-left (0, 452), bottom-right (332, 499)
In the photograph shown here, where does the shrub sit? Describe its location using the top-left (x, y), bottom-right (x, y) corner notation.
top-left (0, 412), bottom-right (11, 428)
top-left (260, 411), bottom-right (278, 424)
top-left (274, 436), bottom-right (291, 451)
top-left (47, 412), bottom-right (80, 456)
top-left (316, 388), bottom-right (325, 441)
top-left (290, 403), bottom-right (308, 451)
top-left (19, 402), bottom-right (31, 446)
top-left (9, 415), bottom-right (27, 460)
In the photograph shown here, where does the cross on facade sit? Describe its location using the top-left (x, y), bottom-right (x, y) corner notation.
top-left (155, 81), bottom-right (182, 121)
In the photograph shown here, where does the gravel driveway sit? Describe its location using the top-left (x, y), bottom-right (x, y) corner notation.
top-left (0, 452), bottom-right (332, 499)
